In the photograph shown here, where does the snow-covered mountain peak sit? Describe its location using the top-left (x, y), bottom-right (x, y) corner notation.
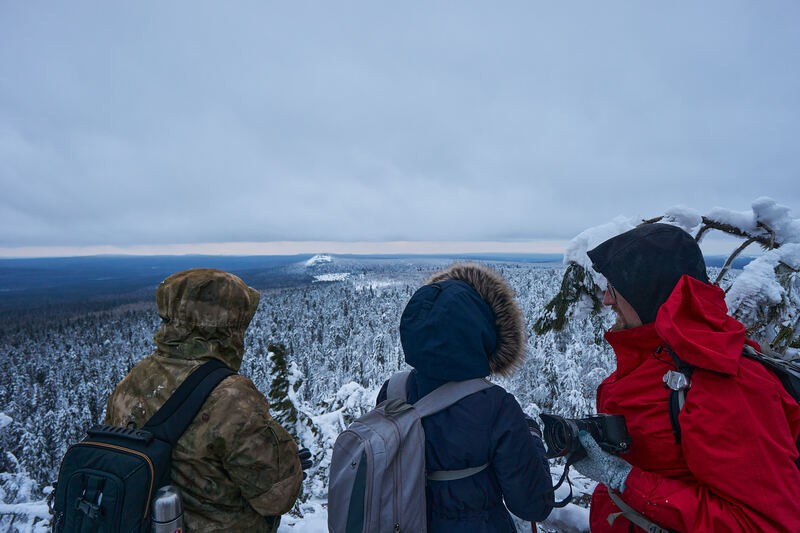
top-left (305, 254), bottom-right (334, 268)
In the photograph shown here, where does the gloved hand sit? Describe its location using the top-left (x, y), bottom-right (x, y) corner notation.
top-left (298, 447), bottom-right (312, 479)
top-left (573, 431), bottom-right (633, 492)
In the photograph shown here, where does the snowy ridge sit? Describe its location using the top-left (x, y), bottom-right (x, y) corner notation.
top-left (305, 254), bottom-right (334, 267)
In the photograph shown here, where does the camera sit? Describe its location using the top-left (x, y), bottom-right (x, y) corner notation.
top-left (539, 413), bottom-right (631, 460)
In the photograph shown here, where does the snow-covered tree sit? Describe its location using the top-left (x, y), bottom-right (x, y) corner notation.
top-left (537, 197), bottom-right (800, 354)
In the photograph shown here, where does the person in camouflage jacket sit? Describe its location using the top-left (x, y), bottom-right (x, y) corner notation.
top-left (105, 268), bottom-right (303, 532)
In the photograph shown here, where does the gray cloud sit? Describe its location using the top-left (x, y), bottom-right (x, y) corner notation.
top-left (1, 1), bottom-right (799, 249)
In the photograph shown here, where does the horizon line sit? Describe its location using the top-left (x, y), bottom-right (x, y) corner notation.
top-left (0, 240), bottom-right (570, 259)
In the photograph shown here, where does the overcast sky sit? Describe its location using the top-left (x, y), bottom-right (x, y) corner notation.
top-left (1, 2), bottom-right (798, 256)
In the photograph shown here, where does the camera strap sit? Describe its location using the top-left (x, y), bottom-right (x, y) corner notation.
top-left (548, 453), bottom-right (581, 508)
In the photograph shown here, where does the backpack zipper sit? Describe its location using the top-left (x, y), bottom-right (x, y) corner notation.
top-left (81, 441), bottom-right (156, 519)
top-left (386, 416), bottom-right (403, 531)
top-left (361, 437), bottom-right (374, 529)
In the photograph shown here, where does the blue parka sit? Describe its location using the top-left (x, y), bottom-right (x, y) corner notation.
top-left (378, 264), bottom-right (553, 532)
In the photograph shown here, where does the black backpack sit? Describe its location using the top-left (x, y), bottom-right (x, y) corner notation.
top-left (50, 358), bottom-right (233, 532)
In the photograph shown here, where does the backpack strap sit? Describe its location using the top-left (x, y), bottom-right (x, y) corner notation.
top-left (607, 490), bottom-right (676, 533)
top-left (386, 373), bottom-right (495, 482)
top-left (143, 358), bottom-right (234, 446)
top-left (661, 345), bottom-right (693, 444)
top-left (427, 463), bottom-right (489, 481)
top-left (416, 378), bottom-right (494, 482)
top-left (386, 370), bottom-right (412, 402)
top-left (412, 377), bottom-right (494, 418)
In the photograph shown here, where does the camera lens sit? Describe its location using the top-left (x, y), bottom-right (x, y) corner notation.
top-left (540, 414), bottom-right (580, 458)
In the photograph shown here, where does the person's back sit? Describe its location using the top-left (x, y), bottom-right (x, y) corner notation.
top-left (105, 269), bottom-right (303, 532)
top-left (377, 263), bottom-right (553, 532)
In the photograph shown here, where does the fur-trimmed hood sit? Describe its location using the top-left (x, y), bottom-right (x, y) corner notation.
top-left (399, 263), bottom-right (526, 380)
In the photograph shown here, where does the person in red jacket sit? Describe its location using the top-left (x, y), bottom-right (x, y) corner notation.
top-left (573, 223), bottom-right (800, 532)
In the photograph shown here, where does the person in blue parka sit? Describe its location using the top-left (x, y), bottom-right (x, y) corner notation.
top-left (377, 263), bottom-right (553, 531)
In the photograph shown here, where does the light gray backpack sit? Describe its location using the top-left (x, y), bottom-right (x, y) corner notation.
top-left (327, 370), bottom-right (494, 533)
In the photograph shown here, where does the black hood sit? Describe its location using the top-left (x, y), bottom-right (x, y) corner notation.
top-left (587, 223), bottom-right (709, 324)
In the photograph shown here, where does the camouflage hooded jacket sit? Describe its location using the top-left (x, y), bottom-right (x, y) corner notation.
top-left (104, 269), bottom-right (303, 532)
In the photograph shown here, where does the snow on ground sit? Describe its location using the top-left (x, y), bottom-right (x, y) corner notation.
top-left (278, 464), bottom-right (594, 533)
top-left (313, 272), bottom-right (350, 282)
top-left (3, 466), bottom-right (593, 532)
top-left (279, 500), bottom-right (329, 531)
top-left (354, 278), bottom-right (402, 291)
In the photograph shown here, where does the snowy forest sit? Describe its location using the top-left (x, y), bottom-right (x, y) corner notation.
top-left (1, 198), bottom-right (798, 532)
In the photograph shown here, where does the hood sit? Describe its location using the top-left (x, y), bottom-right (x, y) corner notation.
top-left (587, 223), bottom-right (709, 324)
top-left (654, 275), bottom-right (745, 375)
top-left (400, 263), bottom-right (526, 381)
top-left (153, 268), bottom-right (260, 371)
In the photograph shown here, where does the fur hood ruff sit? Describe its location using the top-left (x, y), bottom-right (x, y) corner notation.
top-left (426, 262), bottom-right (526, 376)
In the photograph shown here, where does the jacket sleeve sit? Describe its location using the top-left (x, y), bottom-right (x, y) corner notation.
top-left (211, 376), bottom-right (303, 517)
top-left (613, 368), bottom-right (800, 532)
top-left (376, 380), bottom-right (388, 406)
top-left (490, 392), bottom-right (553, 523)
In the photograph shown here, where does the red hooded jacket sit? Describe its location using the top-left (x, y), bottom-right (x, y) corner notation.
top-left (590, 275), bottom-right (800, 532)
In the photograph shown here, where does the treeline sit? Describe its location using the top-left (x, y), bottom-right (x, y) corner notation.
top-left (0, 261), bottom-right (617, 501)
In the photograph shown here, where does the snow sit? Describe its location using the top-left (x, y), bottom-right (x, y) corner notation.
top-left (0, 500), bottom-right (50, 532)
top-left (662, 205), bottom-right (702, 234)
top-left (726, 245), bottom-right (792, 309)
top-left (726, 242), bottom-right (800, 352)
top-left (707, 197), bottom-right (800, 245)
top-left (313, 272), bottom-right (350, 282)
top-left (563, 215), bottom-right (635, 277)
top-left (279, 500), bottom-right (329, 531)
top-left (354, 279), bottom-right (401, 291)
top-left (706, 205), bottom-right (757, 234)
top-left (752, 197), bottom-right (800, 244)
top-left (305, 254), bottom-right (333, 267)
top-left (0, 413), bottom-right (11, 430)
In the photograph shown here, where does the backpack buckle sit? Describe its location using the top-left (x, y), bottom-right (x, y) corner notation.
top-left (663, 370), bottom-right (690, 391)
top-left (75, 496), bottom-right (101, 520)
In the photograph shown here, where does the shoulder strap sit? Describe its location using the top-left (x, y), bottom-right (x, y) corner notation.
top-left (415, 377), bottom-right (494, 483)
top-left (427, 463), bottom-right (489, 481)
top-left (661, 345), bottom-right (692, 444)
top-left (607, 490), bottom-right (675, 533)
top-left (743, 344), bottom-right (800, 401)
top-left (386, 370), bottom-right (412, 402)
top-left (412, 378), bottom-right (494, 418)
top-left (143, 358), bottom-right (234, 446)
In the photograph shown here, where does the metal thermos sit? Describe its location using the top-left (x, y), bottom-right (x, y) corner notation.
top-left (151, 485), bottom-right (184, 533)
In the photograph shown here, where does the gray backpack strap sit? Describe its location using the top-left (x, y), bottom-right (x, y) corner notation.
top-left (386, 370), bottom-right (412, 402)
top-left (427, 463), bottom-right (489, 481)
top-left (607, 490), bottom-right (672, 533)
top-left (415, 378), bottom-right (494, 483)
top-left (412, 378), bottom-right (494, 418)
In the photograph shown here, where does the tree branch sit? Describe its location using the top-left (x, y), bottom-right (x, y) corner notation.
top-left (714, 237), bottom-right (757, 286)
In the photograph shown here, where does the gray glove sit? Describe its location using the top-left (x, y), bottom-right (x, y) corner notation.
top-left (573, 431), bottom-right (633, 492)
